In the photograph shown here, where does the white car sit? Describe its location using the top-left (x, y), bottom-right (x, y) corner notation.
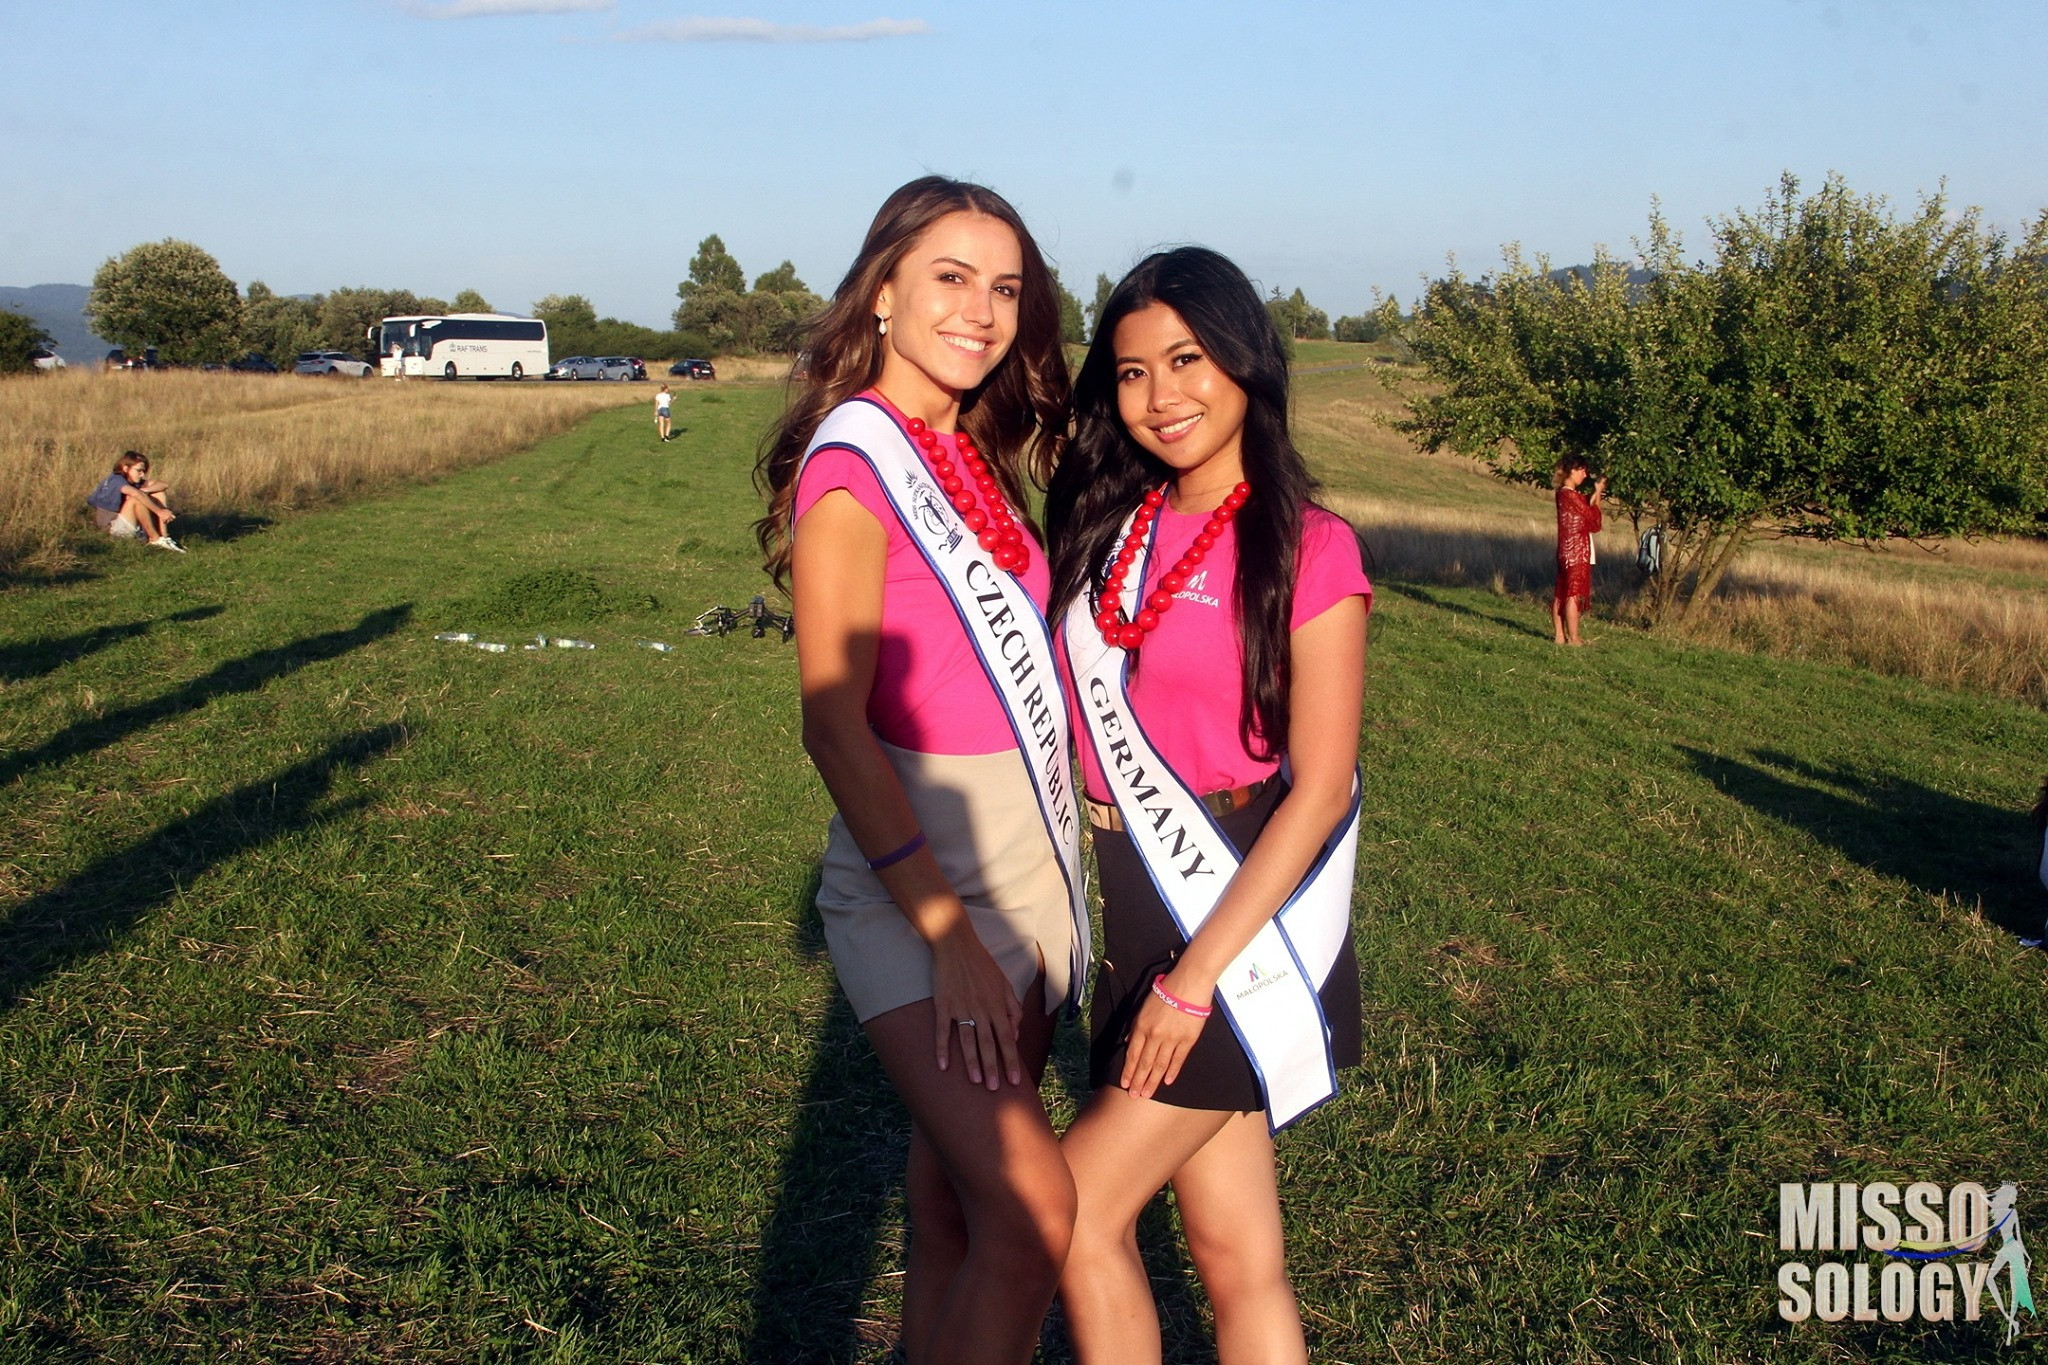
top-left (293, 351), bottom-right (374, 377)
top-left (31, 346), bottom-right (65, 371)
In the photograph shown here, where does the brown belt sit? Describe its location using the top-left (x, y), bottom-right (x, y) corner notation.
top-left (1085, 776), bottom-right (1275, 832)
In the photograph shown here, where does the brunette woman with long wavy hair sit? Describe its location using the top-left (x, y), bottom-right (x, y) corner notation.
top-left (755, 176), bottom-right (1075, 1364)
top-left (1046, 248), bottom-right (1370, 1362)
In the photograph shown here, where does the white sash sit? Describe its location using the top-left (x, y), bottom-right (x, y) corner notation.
top-left (1063, 506), bottom-right (1361, 1132)
top-left (798, 399), bottom-right (1087, 1007)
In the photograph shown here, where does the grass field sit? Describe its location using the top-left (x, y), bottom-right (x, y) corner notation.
top-left (0, 369), bottom-right (651, 579)
top-left (2, 379), bottom-right (2045, 1362)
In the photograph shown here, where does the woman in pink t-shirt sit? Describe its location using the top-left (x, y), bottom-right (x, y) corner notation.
top-left (754, 177), bottom-right (1076, 1362)
top-left (1046, 248), bottom-right (1371, 1362)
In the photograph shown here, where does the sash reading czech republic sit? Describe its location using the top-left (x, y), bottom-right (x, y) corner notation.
top-left (798, 401), bottom-right (1088, 1005)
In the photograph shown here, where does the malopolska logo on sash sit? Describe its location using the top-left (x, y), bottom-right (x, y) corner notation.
top-left (1064, 504), bottom-right (1361, 1132)
top-left (798, 400), bottom-right (1087, 1004)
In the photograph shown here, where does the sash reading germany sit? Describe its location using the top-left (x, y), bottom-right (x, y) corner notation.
top-left (1064, 504), bottom-right (1361, 1132)
top-left (798, 400), bottom-right (1088, 1006)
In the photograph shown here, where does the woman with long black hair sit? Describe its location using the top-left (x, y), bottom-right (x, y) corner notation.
top-left (756, 176), bottom-right (1080, 1364)
top-left (1046, 248), bottom-right (1371, 1361)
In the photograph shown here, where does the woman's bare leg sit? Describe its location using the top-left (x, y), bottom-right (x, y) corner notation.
top-left (121, 490), bottom-right (165, 540)
top-left (864, 979), bottom-right (1071, 1365)
top-left (1172, 1111), bottom-right (1307, 1364)
top-left (1551, 595), bottom-right (1567, 644)
top-left (1059, 1086), bottom-right (1231, 1364)
top-left (1564, 595), bottom-right (1583, 645)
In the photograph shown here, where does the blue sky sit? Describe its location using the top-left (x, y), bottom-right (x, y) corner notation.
top-left (4, 0), bottom-right (2044, 327)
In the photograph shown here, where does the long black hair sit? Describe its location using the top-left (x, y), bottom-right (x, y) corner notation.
top-left (1047, 247), bottom-right (1320, 761)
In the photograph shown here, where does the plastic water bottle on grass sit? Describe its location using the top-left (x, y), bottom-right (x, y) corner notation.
top-left (638, 640), bottom-right (674, 653)
top-left (552, 638), bottom-right (596, 650)
top-left (475, 642), bottom-right (509, 653)
top-left (433, 632), bottom-right (474, 643)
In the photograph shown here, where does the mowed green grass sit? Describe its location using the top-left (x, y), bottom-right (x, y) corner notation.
top-left (2, 384), bottom-right (2045, 1363)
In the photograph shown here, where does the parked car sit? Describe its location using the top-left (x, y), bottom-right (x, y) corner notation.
top-left (621, 357), bottom-right (648, 380)
top-left (229, 352), bottom-right (279, 374)
top-left (670, 358), bottom-right (716, 381)
top-left (104, 346), bottom-right (167, 371)
top-left (293, 351), bottom-right (374, 377)
top-left (548, 355), bottom-right (604, 380)
top-left (31, 346), bottom-right (65, 371)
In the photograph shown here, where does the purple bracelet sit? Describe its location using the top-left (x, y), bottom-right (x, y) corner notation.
top-left (866, 830), bottom-right (928, 871)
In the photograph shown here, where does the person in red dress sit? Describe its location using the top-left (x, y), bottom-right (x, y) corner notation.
top-left (1553, 454), bottom-right (1605, 645)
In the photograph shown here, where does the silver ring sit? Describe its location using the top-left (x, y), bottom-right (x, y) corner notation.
top-left (958, 1018), bottom-right (977, 1029)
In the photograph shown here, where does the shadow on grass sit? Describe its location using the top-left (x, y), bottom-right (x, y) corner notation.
top-left (0, 603), bottom-right (410, 786)
top-left (175, 510), bottom-right (275, 544)
top-left (1681, 746), bottom-right (2045, 937)
top-left (0, 604), bottom-right (224, 682)
top-left (1377, 581), bottom-right (1549, 640)
top-left (0, 723), bottom-right (405, 1010)
top-left (746, 864), bottom-right (911, 1364)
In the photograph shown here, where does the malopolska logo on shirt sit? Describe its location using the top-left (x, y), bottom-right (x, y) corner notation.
top-left (1174, 569), bottom-right (1222, 610)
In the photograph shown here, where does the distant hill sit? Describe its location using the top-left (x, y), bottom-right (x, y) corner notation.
top-left (0, 284), bottom-right (111, 363)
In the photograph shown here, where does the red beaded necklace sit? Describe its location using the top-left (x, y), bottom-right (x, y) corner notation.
top-left (1095, 481), bottom-right (1251, 650)
top-left (906, 417), bottom-right (1030, 574)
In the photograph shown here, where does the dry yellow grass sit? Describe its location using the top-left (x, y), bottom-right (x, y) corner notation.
top-left (0, 368), bottom-right (647, 576)
top-left (1327, 487), bottom-right (2048, 705)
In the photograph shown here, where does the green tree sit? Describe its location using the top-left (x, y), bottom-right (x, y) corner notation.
top-left (1265, 286), bottom-right (1329, 342)
top-left (748, 261), bottom-right (823, 354)
top-left (450, 288), bottom-right (493, 314)
top-left (241, 282), bottom-right (323, 365)
top-left (1051, 267), bottom-right (1087, 345)
top-left (87, 239), bottom-right (243, 365)
top-left (533, 293), bottom-right (601, 356)
top-left (673, 236), bottom-right (760, 352)
top-left (1396, 175), bottom-right (2048, 624)
top-left (1087, 272), bottom-right (1115, 337)
top-left (751, 261), bottom-right (805, 294)
top-left (1333, 312), bottom-right (1382, 343)
top-left (318, 288), bottom-right (422, 358)
top-left (0, 308), bottom-right (53, 374)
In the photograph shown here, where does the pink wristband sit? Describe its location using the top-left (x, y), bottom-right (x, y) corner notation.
top-left (1151, 974), bottom-right (1213, 1019)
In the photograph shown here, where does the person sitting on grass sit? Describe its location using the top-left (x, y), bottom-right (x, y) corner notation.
top-left (86, 451), bottom-right (184, 553)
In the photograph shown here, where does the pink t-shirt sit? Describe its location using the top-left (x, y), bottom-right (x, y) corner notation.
top-left (793, 393), bottom-right (1053, 756)
top-left (1071, 504), bottom-right (1371, 799)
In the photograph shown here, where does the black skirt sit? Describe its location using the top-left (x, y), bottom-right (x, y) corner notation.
top-left (1088, 779), bottom-right (1362, 1113)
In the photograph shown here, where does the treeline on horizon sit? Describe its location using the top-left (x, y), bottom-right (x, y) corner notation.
top-left (3, 226), bottom-right (1378, 375)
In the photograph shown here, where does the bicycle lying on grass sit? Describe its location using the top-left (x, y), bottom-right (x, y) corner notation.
top-left (685, 595), bottom-right (794, 641)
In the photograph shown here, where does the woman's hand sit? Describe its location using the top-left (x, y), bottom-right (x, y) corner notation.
top-left (1119, 969), bottom-right (1213, 1100)
top-left (928, 920), bottom-right (1025, 1089)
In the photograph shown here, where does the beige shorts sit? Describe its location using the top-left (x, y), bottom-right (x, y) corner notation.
top-left (817, 739), bottom-right (1074, 1022)
top-left (94, 506), bottom-right (142, 540)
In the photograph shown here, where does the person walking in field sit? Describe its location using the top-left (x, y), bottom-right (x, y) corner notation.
top-left (655, 384), bottom-right (674, 442)
top-left (755, 176), bottom-right (1081, 1364)
top-left (1046, 247), bottom-right (1369, 1363)
top-left (86, 451), bottom-right (183, 552)
top-left (1553, 454), bottom-right (1604, 645)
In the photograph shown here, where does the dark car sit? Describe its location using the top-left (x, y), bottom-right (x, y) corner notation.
top-left (230, 353), bottom-right (279, 374)
top-left (670, 358), bottom-right (716, 380)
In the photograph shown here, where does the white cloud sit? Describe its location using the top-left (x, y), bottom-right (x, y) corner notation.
top-left (611, 16), bottom-right (930, 43)
top-left (404, 0), bottom-right (613, 18)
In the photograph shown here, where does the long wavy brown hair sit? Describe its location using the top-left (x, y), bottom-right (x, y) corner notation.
top-left (754, 176), bottom-right (1070, 590)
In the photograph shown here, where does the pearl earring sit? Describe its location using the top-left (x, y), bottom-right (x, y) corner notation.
top-left (877, 316), bottom-right (889, 336)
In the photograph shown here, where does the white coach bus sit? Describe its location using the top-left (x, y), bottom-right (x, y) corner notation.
top-left (370, 313), bottom-right (550, 380)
